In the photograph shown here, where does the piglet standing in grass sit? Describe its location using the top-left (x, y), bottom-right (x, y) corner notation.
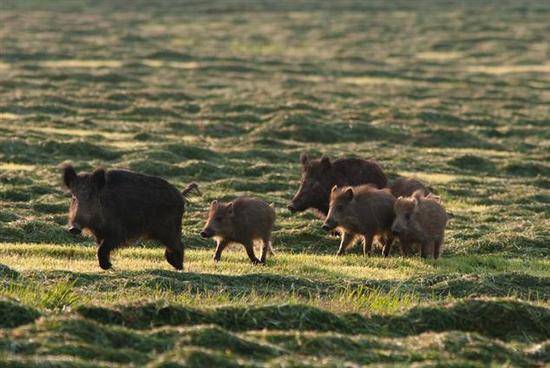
top-left (391, 190), bottom-right (448, 258)
top-left (200, 197), bottom-right (275, 264)
top-left (322, 185), bottom-right (395, 256)
top-left (62, 164), bottom-right (199, 270)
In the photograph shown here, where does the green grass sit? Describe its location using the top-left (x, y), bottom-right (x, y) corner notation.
top-left (0, 0), bottom-right (549, 366)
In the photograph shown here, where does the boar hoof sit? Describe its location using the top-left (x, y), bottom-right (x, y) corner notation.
top-left (213, 256), bottom-right (220, 263)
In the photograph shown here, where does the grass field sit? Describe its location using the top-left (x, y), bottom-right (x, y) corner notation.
top-left (1, 0), bottom-right (549, 366)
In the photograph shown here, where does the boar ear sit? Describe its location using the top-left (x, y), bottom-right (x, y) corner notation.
top-left (91, 168), bottom-right (106, 190)
top-left (211, 200), bottom-right (218, 208)
top-left (300, 153), bottom-right (309, 167)
top-left (331, 185), bottom-right (338, 193)
top-left (343, 188), bottom-right (354, 201)
top-left (320, 156), bottom-right (331, 171)
top-left (62, 164), bottom-right (77, 189)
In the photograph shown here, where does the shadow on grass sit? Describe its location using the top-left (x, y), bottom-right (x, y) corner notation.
top-left (75, 298), bottom-right (550, 342)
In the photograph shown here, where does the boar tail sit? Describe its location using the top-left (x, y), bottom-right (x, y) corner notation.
top-left (181, 182), bottom-right (201, 197)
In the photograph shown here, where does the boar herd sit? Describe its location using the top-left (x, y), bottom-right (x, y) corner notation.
top-left (61, 153), bottom-right (449, 270)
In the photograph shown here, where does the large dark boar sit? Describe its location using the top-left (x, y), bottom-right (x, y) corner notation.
top-left (200, 197), bottom-right (275, 264)
top-left (322, 185), bottom-right (395, 256)
top-left (391, 190), bottom-right (448, 258)
top-left (62, 164), bottom-right (199, 270)
top-left (390, 177), bottom-right (429, 198)
top-left (288, 154), bottom-right (388, 216)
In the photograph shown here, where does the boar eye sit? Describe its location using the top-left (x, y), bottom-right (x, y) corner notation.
top-left (405, 213), bottom-right (411, 221)
top-left (215, 216), bottom-right (223, 222)
top-left (336, 204), bottom-right (344, 211)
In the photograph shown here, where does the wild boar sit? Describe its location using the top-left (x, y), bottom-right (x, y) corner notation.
top-left (391, 190), bottom-right (448, 258)
top-left (62, 164), bottom-right (199, 270)
top-left (288, 154), bottom-right (387, 217)
top-left (200, 197), bottom-right (276, 264)
top-left (390, 177), bottom-right (429, 198)
top-left (322, 185), bottom-right (395, 256)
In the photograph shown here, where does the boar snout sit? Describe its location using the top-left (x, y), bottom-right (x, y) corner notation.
top-left (200, 228), bottom-right (214, 238)
top-left (68, 225), bottom-right (82, 235)
top-left (287, 203), bottom-right (298, 213)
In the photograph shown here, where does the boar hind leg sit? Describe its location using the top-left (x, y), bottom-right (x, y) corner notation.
top-left (259, 238), bottom-right (272, 264)
top-left (336, 232), bottom-right (355, 256)
top-left (362, 234), bottom-right (374, 256)
top-left (98, 239), bottom-right (120, 270)
top-left (243, 241), bottom-right (261, 265)
top-left (213, 239), bottom-right (230, 262)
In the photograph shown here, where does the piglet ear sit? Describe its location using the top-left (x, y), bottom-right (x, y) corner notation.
top-left (320, 156), bottom-right (331, 170)
top-left (211, 200), bottom-right (218, 208)
top-left (62, 164), bottom-right (77, 189)
top-left (91, 168), bottom-right (106, 190)
top-left (300, 153), bottom-right (309, 167)
top-left (344, 188), bottom-right (354, 201)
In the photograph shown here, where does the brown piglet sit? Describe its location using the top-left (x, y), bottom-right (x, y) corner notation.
top-left (391, 190), bottom-right (448, 258)
top-left (322, 185), bottom-right (395, 256)
top-left (200, 197), bottom-right (276, 264)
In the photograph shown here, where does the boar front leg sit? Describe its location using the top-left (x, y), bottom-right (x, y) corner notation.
top-left (243, 241), bottom-right (261, 265)
top-left (420, 241), bottom-right (433, 259)
top-left (399, 237), bottom-right (413, 257)
top-left (97, 238), bottom-right (120, 270)
top-left (213, 239), bottom-right (230, 262)
top-left (336, 232), bottom-right (355, 256)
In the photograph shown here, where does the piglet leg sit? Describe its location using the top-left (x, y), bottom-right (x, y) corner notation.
top-left (336, 232), bottom-right (355, 256)
top-left (243, 242), bottom-right (261, 264)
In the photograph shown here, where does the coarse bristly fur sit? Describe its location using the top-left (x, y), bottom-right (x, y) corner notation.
top-left (322, 184), bottom-right (395, 256)
top-left (390, 177), bottom-right (429, 198)
top-left (200, 196), bottom-right (276, 264)
top-left (288, 153), bottom-right (388, 217)
top-left (62, 164), bottom-right (198, 270)
top-left (391, 189), bottom-right (448, 259)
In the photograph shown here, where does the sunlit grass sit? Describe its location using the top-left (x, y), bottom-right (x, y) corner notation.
top-left (0, 0), bottom-right (548, 366)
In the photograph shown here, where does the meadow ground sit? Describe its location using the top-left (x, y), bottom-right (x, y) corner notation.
top-left (0, 0), bottom-right (549, 366)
